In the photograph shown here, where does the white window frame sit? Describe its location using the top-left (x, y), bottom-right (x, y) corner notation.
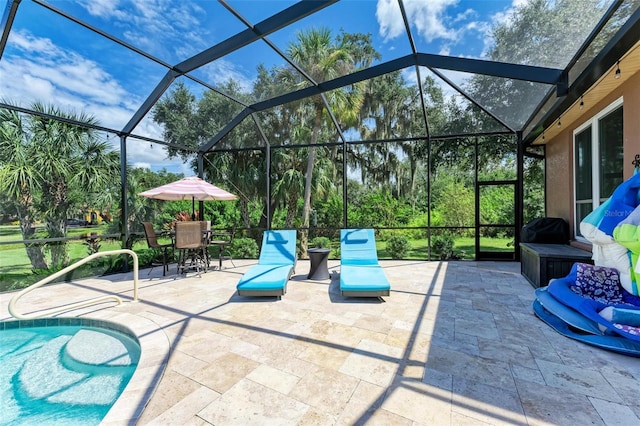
top-left (573, 96), bottom-right (623, 241)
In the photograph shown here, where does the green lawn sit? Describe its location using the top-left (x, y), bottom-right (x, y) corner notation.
top-left (374, 237), bottom-right (512, 260)
top-left (0, 224), bottom-right (164, 292)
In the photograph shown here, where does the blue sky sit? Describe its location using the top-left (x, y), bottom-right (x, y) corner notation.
top-left (0, 0), bottom-right (534, 174)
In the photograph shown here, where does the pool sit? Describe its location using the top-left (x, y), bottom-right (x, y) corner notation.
top-left (1, 318), bottom-right (140, 425)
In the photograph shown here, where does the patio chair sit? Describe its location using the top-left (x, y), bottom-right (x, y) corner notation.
top-left (209, 227), bottom-right (236, 270)
top-left (199, 220), bottom-right (212, 267)
top-left (142, 222), bottom-right (173, 276)
top-left (175, 221), bottom-right (208, 275)
top-left (339, 228), bottom-right (390, 298)
top-left (236, 230), bottom-right (297, 299)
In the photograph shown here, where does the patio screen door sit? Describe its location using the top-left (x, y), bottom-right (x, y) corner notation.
top-left (475, 180), bottom-right (517, 261)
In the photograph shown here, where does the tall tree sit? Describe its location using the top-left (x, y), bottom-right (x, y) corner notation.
top-left (0, 108), bottom-right (46, 269)
top-left (286, 28), bottom-right (377, 254)
top-left (153, 81), bottom-right (258, 226)
top-left (465, 0), bottom-right (609, 129)
top-left (0, 103), bottom-right (120, 269)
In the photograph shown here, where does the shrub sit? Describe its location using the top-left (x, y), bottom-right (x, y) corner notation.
top-left (230, 237), bottom-right (259, 259)
top-left (309, 236), bottom-right (331, 249)
top-left (431, 234), bottom-right (459, 260)
top-left (386, 235), bottom-right (410, 259)
top-left (135, 248), bottom-right (159, 268)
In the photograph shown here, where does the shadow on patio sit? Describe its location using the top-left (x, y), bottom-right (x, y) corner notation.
top-left (1, 259), bottom-right (638, 425)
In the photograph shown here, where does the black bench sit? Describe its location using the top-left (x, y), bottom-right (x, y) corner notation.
top-left (520, 243), bottom-right (593, 288)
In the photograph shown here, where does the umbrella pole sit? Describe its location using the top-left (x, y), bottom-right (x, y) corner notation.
top-left (191, 197), bottom-right (196, 221)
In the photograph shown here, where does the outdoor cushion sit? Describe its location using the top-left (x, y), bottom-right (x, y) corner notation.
top-left (341, 228), bottom-right (379, 266)
top-left (534, 287), bottom-right (604, 335)
top-left (547, 264), bottom-right (640, 342)
top-left (599, 306), bottom-right (640, 327)
top-left (580, 173), bottom-right (640, 293)
top-left (572, 263), bottom-right (623, 304)
top-left (533, 299), bottom-right (640, 357)
top-left (613, 204), bottom-right (640, 295)
top-left (236, 230), bottom-right (296, 298)
top-left (340, 265), bottom-right (391, 294)
top-left (339, 229), bottom-right (390, 297)
top-left (236, 265), bottom-right (293, 292)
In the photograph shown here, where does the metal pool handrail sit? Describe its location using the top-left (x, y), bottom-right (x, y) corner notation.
top-left (8, 249), bottom-right (139, 320)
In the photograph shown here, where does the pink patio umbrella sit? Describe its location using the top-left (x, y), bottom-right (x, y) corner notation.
top-left (139, 176), bottom-right (237, 220)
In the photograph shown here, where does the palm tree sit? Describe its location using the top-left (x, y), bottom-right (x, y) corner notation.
top-left (0, 107), bottom-right (47, 269)
top-left (0, 103), bottom-right (120, 270)
top-left (286, 28), bottom-right (376, 254)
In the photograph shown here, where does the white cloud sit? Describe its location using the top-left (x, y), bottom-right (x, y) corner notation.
top-left (436, 69), bottom-right (472, 92)
top-left (439, 45), bottom-right (451, 56)
top-left (377, 0), bottom-right (459, 43)
top-left (491, 0), bottom-right (532, 27)
top-left (74, 0), bottom-right (255, 93)
top-left (76, 0), bottom-right (209, 62)
top-left (1, 31), bottom-right (133, 121)
top-left (0, 29), bottom-right (171, 170)
top-left (78, 0), bottom-right (126, 19)
top-left (454, 8), bottom-right (476, 23)
top-left (401, 67), bottom-right (418, 86)
top-left (201, 60), bottom-right (253, 92)
top-left (132, 162), bottom-right (152, 169)
top-left (376, 0), bottom-right (405, 40)
top-left (125, 138), bottom-right (170, 167)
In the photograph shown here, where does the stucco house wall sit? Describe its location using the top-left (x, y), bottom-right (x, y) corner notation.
top-left (544, 69), bottom-right (640, 242)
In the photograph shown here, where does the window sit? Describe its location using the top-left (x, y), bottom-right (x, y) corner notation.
top-left (574, 98), bottom-right (623, 238)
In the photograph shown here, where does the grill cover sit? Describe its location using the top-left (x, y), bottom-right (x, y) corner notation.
top-left (521, 218), bottom-right (569, 244)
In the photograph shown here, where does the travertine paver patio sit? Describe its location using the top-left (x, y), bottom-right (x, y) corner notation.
top-left (2, 259), bottom-right (639, 425)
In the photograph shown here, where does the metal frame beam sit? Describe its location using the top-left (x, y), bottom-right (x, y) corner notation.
top-left (0, 0), bottom-right (20, 60)
top-left (429, 67), bottom-right (514, 133)
top-left (399, 0), bottom-right (431, 140)
top-left (32, 0), bottom-right (247, 110)
top-left (248, 53), bottom-right (564, 115)
top-left (416, 53), bottom-right (564, 86)
top-left (200, 108), bottom-right (252, 152)
top-left (175, 1), bottom-right (336, 74)
top-left (521, 0), bottom-right (626, 141)
top-left (122, 0), bottom-right (334, 137)
top-left (522, 3), bottom-right (640, 144)
top-left (207, 51), bottom-right (561, 151)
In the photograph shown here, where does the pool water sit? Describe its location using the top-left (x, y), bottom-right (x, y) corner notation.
top-left (1, 323), bottom-right (140, 425)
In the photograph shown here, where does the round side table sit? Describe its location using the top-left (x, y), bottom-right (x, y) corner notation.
top-left (307, 248), bottom-right (330, 280)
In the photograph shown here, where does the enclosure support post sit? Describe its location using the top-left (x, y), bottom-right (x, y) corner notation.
top-left (426, 136), bottom-right (431, 260)
top-left (266, 143), bottom-right (271, 230)
top-left (120, 134), bottom-right (129, 253)
top-left (197, 154), bottom-right (204, 221)
top-left (516, 131), bottom-right (524, 261)
top-left (342, 139), bottom-right (347, 228)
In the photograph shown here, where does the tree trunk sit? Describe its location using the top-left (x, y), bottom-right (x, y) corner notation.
top-left (17, 204), bottom-right (48, 270)
top-left (300, 106), bottom-right (323, 259)
top-left (330, 145), bottom-right (339, 182)
top-left (240, 199), bottom-right (251, 228)
top-left (410, 155), bottom-right (417, 212)
top-left (46, 216), bottom-right (68, 269)
top-left (285, 191), bottom-right (298, 229)
top-left (257, 199), bottom-right (278, 230)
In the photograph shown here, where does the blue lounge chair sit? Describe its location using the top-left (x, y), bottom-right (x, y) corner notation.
top-left (236, 230), bottom-right (297, 299)
top-left (340, 229), bottom-right (390, 297)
